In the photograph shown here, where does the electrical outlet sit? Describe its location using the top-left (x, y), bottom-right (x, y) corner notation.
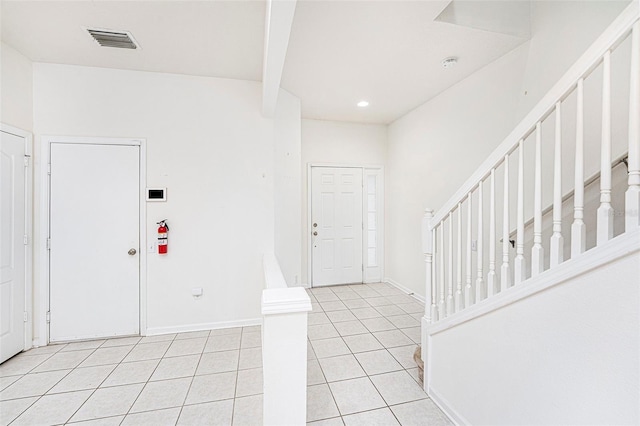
top-left (148, 241), bottom-right (156, 253)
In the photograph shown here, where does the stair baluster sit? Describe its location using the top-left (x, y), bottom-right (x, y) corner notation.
top-left (476, 182), bottom-right (484, 302)
top-left (597, 51), bottom-right (614, 245)
top-left (572, 78), bottom-right (586, 257)
top-left (515, 140), bottom-right (526, 284)
top-left (550, 102), bottom-right (564, 267)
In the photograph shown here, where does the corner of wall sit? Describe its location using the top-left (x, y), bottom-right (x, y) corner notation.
top-left (274, 88), bottom-right (303, 286)
top-left (1, 42), bottom-right (34, 132)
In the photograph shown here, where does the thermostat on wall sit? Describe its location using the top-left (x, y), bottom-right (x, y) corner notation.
top-left (146, 188), bottom-right (167, 202)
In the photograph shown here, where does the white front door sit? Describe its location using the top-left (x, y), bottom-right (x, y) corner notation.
top-left (49, 143), bottom-right (140, 342)
top-left (311, 167), bottom-right (363, 286)
top-left (0, 131), bottom-right (27, 362)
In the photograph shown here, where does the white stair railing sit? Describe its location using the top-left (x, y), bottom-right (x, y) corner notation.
top-left (422, 1), bottom-right (640, 326)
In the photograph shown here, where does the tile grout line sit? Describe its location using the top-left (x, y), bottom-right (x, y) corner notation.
top-left (61, 338), bottom-right (141, 425)
top-left (172, 329), bottom-right (210, 426)
top-left (5, 345), bottom-right (105, 425)
top-left (68, 334), bottom-right (173, 424)
top-left (229, 326), bottom-right (245, 426)
top-left (316, 287), bottom-right (380, 424)
top-left (117, 331), bottom-right (182, 424)
top-left (7, 339), bottom-right (141, 425)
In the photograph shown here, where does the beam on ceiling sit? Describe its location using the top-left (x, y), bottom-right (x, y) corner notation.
top-left (262, 0), bottom-right (297, 118)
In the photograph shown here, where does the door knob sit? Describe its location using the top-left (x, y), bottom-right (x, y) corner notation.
top-left (128, 248), bottom-right (137, 256)
top-left (313, 231), bottom-right (318, 236)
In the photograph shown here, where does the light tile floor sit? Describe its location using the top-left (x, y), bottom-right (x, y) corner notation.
top-left (304, 282), bottom-right (451, 426)
top-left (0, 282), bottom-right (451, 426)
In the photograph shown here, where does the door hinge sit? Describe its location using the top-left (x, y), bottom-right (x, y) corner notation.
top-left (46, 238), bottom-right (51, 250)
top-left (362, 264), bottom-right (364, 272)
top-left (23, 311), bottom-right (28, 322)
top-left (23, 235), bottom-right (28, 245)
top-left (24, 156), bottom-right (30, 167)
top-left (46, 311), bottom-right (51, 323)
top-left (47, 164), bottom-right (51, 176)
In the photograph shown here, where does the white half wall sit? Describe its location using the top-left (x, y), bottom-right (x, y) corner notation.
top-left (274, 89), bottom-right (302, 286)
top-left (301, 119), bottom-right (387, 285)
top-left (1, 42), bottom-right (33, 132)
top-left (428, 244), bottom-right (640, 425)
top-left (33, 63), bottom-right (277, 333)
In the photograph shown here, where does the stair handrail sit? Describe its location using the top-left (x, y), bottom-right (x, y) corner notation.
top-left (429, 1), bottom-right (639, 230)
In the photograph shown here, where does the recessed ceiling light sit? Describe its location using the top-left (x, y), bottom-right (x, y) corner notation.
top-left (357, 101), bottom-right (369, 107)
top-left (442, 57), bottom-right (458, 69)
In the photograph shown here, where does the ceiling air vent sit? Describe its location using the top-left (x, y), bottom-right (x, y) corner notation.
top-left (87, 28), bottom-right (139, 49)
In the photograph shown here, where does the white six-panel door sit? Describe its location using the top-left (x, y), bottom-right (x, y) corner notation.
top-left (0, 131), bottom-right (27, 362)
top-left (311, 167), bottom-right (363, 286)
top-left (49, 143), bottom-right (140, 342)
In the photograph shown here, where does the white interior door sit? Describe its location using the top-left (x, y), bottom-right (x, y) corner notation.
top-left (311, 167), bottom-right (363, 286)
top-left (0, 131), bottom-right (27, 362)
top-left (49, 143), bottom-right (140, 342)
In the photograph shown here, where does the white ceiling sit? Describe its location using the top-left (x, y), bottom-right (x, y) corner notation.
top-left (0, 1), bottom-right (266, 82)
top-left (282, 1), bottom-right (528, 123)
top-left (1, 0), bottom-right (530, 124)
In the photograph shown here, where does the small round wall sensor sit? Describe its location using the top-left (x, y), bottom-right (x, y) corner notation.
top-left (442, 57), bottom-right (458, 69)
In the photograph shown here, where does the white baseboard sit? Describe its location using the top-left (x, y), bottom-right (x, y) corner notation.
top-left (145, 317), bottom-right (262, 336)
top-left (384, 277), bottom-right (426, 304)
top-left (429, 387), bottom-right (469, 426)
top-left (31, 338), bottom-right (45, 348)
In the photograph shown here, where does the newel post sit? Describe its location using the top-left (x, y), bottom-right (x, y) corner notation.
top-left (422, 209), bottom-right (435, 323)
top-left (421, 208), bottom-right (434, 394)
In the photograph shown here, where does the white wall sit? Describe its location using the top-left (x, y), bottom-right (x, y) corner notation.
top-left (301, 119), bottom-right (387, 285)
top-left (1, 42), bottom-right (33, 131)
top-left (429, 248), bottom-right (640, 425)
top-left (274, 89), bottom-right (302, 286)
top-left (33, 63), bottom-right (281, 334)
top-left (386, 0), bottom-right (631, 299)
top-left (386, 44), bottom-right (528, 297)
top-left (516, 0), bottom-right (631, 120)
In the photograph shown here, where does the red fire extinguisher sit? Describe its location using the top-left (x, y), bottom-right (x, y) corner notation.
top-left (157, 220), bottom-right (169, 254)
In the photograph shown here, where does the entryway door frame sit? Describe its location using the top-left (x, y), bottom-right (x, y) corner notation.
top-left (1, 123), bottom-right (33, 353)
top-left (307, 163), bottom-right (384, 287)
top-left (38, 136), bottom-right (147, 345)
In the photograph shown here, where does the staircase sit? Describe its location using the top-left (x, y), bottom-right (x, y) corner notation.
top-left (420, 2), bottom-right (640, 424)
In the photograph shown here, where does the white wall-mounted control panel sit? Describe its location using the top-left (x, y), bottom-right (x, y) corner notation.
top-left (146, 187), bottom-right (167, 202)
